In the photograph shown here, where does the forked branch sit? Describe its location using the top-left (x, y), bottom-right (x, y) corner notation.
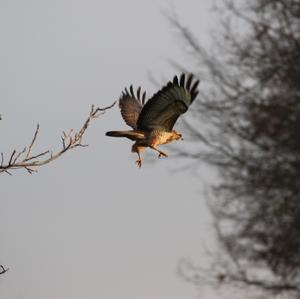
top-left (0, 265), bottom-right (9, 275)
top-left (0, 103), bottom-right (115, 175)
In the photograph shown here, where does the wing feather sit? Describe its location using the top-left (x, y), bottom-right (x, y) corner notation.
top-left (137, 73), bottom-right (199, 131)
top-left (119, 86), bottom-right (146, 129)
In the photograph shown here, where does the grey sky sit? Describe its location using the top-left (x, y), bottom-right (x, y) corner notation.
top-left (0, 1), bottom-right (219, 298)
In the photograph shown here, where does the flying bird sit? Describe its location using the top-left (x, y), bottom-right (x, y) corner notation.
top-left (106, 73), bottom-right (199, 167)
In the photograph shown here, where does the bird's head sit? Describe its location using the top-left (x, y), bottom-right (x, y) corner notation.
top-left (172, 130), bottom-right (183, 141)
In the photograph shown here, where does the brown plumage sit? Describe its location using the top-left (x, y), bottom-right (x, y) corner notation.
top-left (106, 73), bottom-right (200, 167)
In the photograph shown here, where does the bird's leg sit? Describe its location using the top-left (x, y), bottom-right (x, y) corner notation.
top-left (133, 145), bottom-right (145, 168)
top-left (136, 151), bottom-right (142, 168)
top-left (150, 146), bottom-right (168, 158)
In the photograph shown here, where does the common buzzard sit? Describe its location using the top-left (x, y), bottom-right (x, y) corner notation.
top-left (106, 73), bottom-right (199, 167)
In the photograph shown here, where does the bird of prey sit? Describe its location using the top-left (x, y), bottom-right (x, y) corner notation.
top-left (106, 73), bottom-right (199, 167)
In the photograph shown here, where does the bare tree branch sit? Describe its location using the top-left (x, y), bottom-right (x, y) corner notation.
top-left (0, 265), bottom-right (9, 275)
top-left (0, 102), bottom-right (115, 175)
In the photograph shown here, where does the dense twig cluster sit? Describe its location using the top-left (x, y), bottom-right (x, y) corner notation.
top-left (171, 0), bottom-right (300, 297)
top-left (0, 103), bottom-right (115, 175)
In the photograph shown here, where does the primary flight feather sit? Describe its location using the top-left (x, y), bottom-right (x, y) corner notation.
top-left (106, 73), bottom-right (199, 167)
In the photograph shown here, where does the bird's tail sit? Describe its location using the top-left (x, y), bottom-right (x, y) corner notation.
top-left (105, 130), bottom-right (145, 141)
top-left (106, 131), bottom-right (128, 137)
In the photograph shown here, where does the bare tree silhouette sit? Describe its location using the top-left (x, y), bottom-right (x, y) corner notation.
top-left (170, 0), bottom-right (300, 297)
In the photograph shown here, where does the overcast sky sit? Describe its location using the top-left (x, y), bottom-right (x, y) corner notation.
top-left (0, 1), bottom-right (222, 298)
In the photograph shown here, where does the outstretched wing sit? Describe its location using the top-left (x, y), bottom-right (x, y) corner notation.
top-left (137, 73), bottom-right (199, 131)
top-left (119, 85), bottom-right (146, 129)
